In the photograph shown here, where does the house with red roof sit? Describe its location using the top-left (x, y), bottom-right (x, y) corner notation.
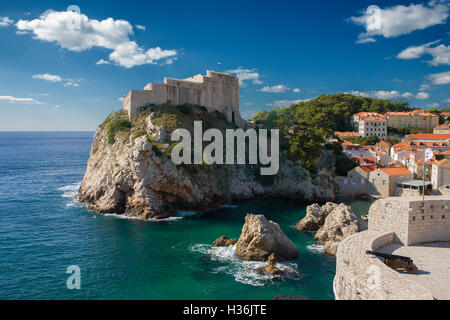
top-left (368, 167), bottom-right (413, 197)
top-left (404, 133), bottom-right (450, 142)
top-left (434, 123), bottom-right (450, 134)
top-left (335, 131), bottom-right (360, 139)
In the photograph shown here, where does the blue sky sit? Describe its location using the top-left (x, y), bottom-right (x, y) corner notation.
top-left (0, 0), bottom-right (449, 130)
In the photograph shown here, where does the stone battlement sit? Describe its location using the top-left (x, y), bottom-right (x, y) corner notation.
top-left (369, 196), bottom-right (450, 245)
top-left (123, 70), bottom-right (246, 128)
top-left (334, 196), bottom-right (450, 300)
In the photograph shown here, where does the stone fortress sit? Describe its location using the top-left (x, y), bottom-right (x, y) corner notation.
top-left (334, 196), bottom-right (450, 300)
top-left (123, 70), bottom-right (247, 128)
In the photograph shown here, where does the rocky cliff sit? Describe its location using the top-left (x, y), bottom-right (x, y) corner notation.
top-left (78, 104), bottom-right (335, 219)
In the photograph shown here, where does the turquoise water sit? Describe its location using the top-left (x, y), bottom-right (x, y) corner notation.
top-left (0, 132), bottom-right (372, 300)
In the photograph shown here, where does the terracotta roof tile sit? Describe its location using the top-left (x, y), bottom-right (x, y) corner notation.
top-left (434, 159), bottom-right (450, 168)
top-left (380, 167), bottom-right (412, 175)
top-left (405, 133), bottom-right (450, 141)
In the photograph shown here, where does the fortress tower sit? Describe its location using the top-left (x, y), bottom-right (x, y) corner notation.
top-left (123, 70), bottom-right (246, 128)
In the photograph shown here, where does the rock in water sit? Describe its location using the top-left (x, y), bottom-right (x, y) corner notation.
top-left (77, 107), bottom-right (335, 220)
top-left (236, 214), bottom-right (299, 262)
top-left (295, 202), bottom-right (338, 231)
top-left (314, 203), bottom-right (359, 255)
top-left (212, 236), bottom-right (238, 247)
top-left (264, 253), bottom-right (281, 275)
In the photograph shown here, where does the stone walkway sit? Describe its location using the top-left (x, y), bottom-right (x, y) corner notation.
top-left (378, 242), bottom-right (450, 300)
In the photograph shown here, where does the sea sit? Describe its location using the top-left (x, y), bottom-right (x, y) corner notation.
top-left (0, 131), bottom-right (372, 300)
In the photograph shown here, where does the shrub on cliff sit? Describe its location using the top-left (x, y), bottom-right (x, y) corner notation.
top-left (107, 119), bottom-right (132, 144)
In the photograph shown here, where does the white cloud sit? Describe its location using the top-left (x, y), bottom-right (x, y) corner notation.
top-left (226, 67), bottom-right (262, 86)
top-left (109, 42), bottom-right (177, 68)
top-left (16, 10), bottom-right (177, 68)
top-left (427, 71), bottom-right (450, 85)
top-left (397, 41), bottom-right (450, 66)
top-left (350, 3), bottom-right (449, 44)
top-left (392, 78), bottom-right (403, 83)
top-left (118, 97), bottom-right (124, 102)
top-left (63, 79), bottom-right (81, 87)
top-left (33, 73), bottom-right (81, 87)
top-left (54, 104), bottom-right (60, 108)
top-left (426, 102), bottom-right (440, 108)
top-left (0, 17), bottom-right (13, 27)
top-left (241, 110), bottom-right (260, 120)
top-left (135, 25), bottom-right (146, 31)
top-left (266, 99), bottom-right (311, 107)
top-left (443, 98), bottom-right (450, 103)
top-left (293, 88), bottom-right (301, 93)
top-left (32, 73), bottom-right (63, 82)
top-left (0, 96), bottom-right (43, 104)
top-left (243, 102), bottom-right (253, 106)
top-left (347, 90), bottom-right (415, 100)
top-left (419, 83), bottom-right (431, 91)
top-left (260, 85), bottom-right (290, 93)
top-left (96, 59), bottom-right (110, 65)
top-left (415, 92), bottom-right (430, 99)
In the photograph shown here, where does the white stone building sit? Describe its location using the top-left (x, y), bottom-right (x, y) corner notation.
top-left (358, 116), bottom-right (387, 139)
top-left (123, 70), bottom-right (246, 127)
top-left (431, 159), bottom-right (450, 188)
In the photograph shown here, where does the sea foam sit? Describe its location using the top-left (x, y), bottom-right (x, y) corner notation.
top-left (307, 243), bottom-right (324, 253)
top-left (58, 182), bottom-right (82, 207)
top-left (189, 243), bottom-right (303, 287)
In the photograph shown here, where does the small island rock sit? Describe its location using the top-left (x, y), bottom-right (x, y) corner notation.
top-left (295, 202), bottom-right (338, 231)
top-left (314, 203), bottom-right (360, 255)
top-left (212, 236), bottom-right (238, 247)
top-left (236, 214), bottom-right (299, 262)
top-left (264, 253), bottom-right (281, 275)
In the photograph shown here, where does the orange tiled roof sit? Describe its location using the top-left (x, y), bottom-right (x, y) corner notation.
top-left (435, 123), bottom-right (450, 129)
top-left (356, 157), bottom-right (376, 163)
top-left (376, 141), bottom-right (390, 146)
top-left (416, 159), bottom-right (435, 165)
top-left (353, 112), bottom-right (385, 118)
top-left (387, 161), bottom-right (404, 167)
top-left (335, 131), bottom-right (359, 137)
top-left (362, 116), bottom-right (387, 122)
top-left (386, 110), bottom-right (437, 117)
top-left (434, 159), bottom-right (450, 168)
top-left (359, 165), bottom-right (381, 173)
top-left (380, 167), bottom-right (411, 175)
top-left (442, 112), bottom-right (450, 116)
top-left (341, 140), bottom-right (356, 146)
top-left (405, 133), bottom-right (450, 141)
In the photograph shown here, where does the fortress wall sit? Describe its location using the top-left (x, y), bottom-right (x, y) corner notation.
top-left (125, 71), bottom-right (243, 127)
top-left (335, 196), bottom-right (450, 300)
top-left (369, 197), bottom-right (450, 245)
top-left (334, 231), bottom-right (433, 300)
top-left (124, 90), bottom-right (152, 120)
top-left (368, 198), bottom-right (410, 244)
top-left (406, 198), bottom-right (450, 245)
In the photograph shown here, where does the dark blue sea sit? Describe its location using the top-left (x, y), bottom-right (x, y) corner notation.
top-left (0, 132), bottom-right (372, 299)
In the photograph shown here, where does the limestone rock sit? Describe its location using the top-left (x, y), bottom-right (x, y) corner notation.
top-left (134, 136), bottom-right (152, 153)
top-left (295, 202), bottom-right (338, 231)
top-left (264, 253), bottom-right (281, 275)
top-left (212, 236), bottom-right (238, 247)
top-left (78, 109), bottom-right (335, 220)
top-left (236, 214), bottom-right (299, 262)
top-left (314, 203), bottom-right (360, 255)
